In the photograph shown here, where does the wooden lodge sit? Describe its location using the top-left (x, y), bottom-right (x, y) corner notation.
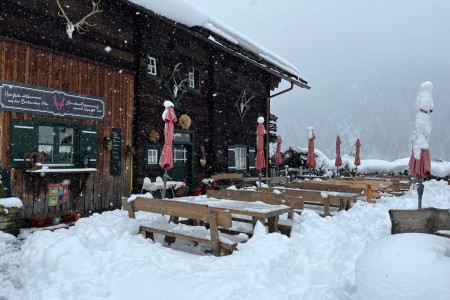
top-left (0, 0), bottom-right (309, 222)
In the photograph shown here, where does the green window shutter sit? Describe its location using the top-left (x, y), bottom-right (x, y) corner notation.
top-left (11, 119), bottom-right (38, 168)
top-left (79, 125), bottom-right (98, 168)
top-left (144, 144), bottom-right (162, 170)
top-left (248, 146), bottom-right (256, 171)
top-left (227, 145), bottom-right (236, 171)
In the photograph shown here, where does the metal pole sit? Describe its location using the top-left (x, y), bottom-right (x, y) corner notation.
top-left (162, 169), bottom-right (168, 199)
top-left (417, 176), bottom-right (424, 209)
top-left (259, 172), bottom-right (262, 187)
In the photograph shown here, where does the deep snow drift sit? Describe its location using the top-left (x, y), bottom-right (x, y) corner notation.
top-left (0, 180), bottom-right (450, 300)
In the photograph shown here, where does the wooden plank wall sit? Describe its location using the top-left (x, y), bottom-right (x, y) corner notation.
top-left (0, 38), bottom-right (134, 217)
top-left (133, 15), bottom-right (275, 190)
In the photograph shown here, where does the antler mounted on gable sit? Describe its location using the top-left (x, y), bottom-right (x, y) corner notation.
top-left (171, 63), bottom-right (190, 97)
top-left (234, 89), bottom-right (255, 122)
top-left (56, 0), bottom-right (103, 39)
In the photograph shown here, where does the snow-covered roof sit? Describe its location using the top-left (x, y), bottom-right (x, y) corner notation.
top-left (127, 0), bottom-right (309, 88)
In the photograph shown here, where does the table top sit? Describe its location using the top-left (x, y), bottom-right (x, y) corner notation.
top-left (171, 196), bottom-right (291, 219)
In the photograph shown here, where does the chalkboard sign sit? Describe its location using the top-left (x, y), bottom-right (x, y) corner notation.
top-left (0, 80), bottom-right (105, 120)
top-left (110, 128), bottom-right (121, 176)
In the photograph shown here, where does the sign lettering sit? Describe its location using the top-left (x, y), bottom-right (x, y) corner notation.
top-left (0, 80), bottom-right (105, 120)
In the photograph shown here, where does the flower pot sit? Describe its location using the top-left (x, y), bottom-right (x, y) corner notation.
top-left (53, 217), bottom-right (61, 225)
top-left (193, 188), bottom-right (202, 196)
top-left (44, 217), bottom-right (53, 226)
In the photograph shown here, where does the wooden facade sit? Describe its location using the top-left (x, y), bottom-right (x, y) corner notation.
top-left (0, 0), bottom-right (309, 220)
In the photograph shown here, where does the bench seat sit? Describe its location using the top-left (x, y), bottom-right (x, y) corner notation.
top-left (122, 197), bottom-right (248, 256)
top-left (139, 220), bottom-right (249, 251)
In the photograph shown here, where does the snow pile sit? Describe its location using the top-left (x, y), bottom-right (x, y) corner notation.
top-left (292, 146), bottom-right (450, 177)
top-left (356, 233), bottom-right (450, 300)
top-left (1, 180), bottom-right (450, 299)
top-left (0, 197), bottom-right (23, 208)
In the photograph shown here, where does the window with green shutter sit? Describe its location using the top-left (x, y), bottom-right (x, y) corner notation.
top-left (79, 126), bottom-right (98, 168)
top-left (11, 119), bottom-right (98, 169)
top-left (228, 145), bottom-right (253, 172)
top-left (144, 144), bottom-right (162, 170)
top-left (11, 119), bottom-right (38, 168)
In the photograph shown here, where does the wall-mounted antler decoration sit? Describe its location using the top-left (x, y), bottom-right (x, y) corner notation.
top-left (163, 63), bottom-right (191, 107)
top-left (234, 89), bottom-right (255, 122)
top-left (56, 0), bottom-right (103, 39)
top-left (171, 63), bottom-right (190, 97)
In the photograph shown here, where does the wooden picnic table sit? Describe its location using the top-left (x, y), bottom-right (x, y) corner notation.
top-left (172, 196), bottom-right (291, 233)
top-left (256, 187), bottom-right (359, 211)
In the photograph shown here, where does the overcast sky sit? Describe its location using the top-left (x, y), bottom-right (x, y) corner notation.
top-left (188, 0), bottom-right (450, 159)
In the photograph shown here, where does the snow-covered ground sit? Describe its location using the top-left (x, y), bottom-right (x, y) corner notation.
top-left (1, 179), bottom-right (450, 300)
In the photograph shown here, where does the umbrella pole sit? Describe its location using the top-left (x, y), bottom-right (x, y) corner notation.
top-left (259, 172), bottom-right (262, 187)
top-left (417, 176), bottom-right (424, 209)
top-left (309, 167), bottom-right (311, 179)
top-left (162, 168), bottom-right (168, 199)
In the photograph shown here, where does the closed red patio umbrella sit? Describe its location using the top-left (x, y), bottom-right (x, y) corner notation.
top-left (408, 149), bottom-right (431, 178)
top-left (159, 101), bottom-right (177, 198)
top-left (306, 127), bottom-right (316, 178)
top-left (275, 135), bottom-right (283, 168)
top-left (255, 117), bottom-right (266, 187)
top-left (409, 81), bottom-right (434, 209)
top-left (335, 135), bottom-right (343, 176)
top-left (355, 139), bottom-right (361, 174)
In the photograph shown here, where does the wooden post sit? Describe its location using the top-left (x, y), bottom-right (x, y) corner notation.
top-left (323, 198), bottom-right (330, 216)
top-left (365, 184), bottom-right (373, 203)
top-left (208, 210), bottom-right (221, 257)
top-left (129, 200), bottom-right (136, 219)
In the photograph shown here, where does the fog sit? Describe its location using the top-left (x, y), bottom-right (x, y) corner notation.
top-left (188, 0), bottom-right (450, 161)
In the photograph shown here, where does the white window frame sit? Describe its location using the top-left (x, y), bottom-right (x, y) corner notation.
top-left (147, 56), bottom-right (157, 76)
top-left (147, 149), bottom-right (158, 165)
top-left (174, 147), bottom-right (187, 163)
top-left (188, 67), bottom-right (195, 88)
top-left (235, 147), bottom-right (247, 170)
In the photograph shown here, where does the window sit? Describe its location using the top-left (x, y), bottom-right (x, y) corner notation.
top-left (38, 125), bottom-right (74, 165)
top-left (11, 119), bottom-right (98, 168)
top-left (144, 144), bottom-right (162, 169)
top-left (227, 145), bottom-right (255, 172)
top-left (147, 149), bottom-right (158, 165)
top-left (235, 147), bottom-right (247, 170)
top-left (147, 55), bottom-right (157, 76)
top-left (174, 132), bottom-right (191, 143)
top-left (187, 66), bottom-right (200, 91)
top-left (188, 67), bottom-right (195, 88)
top-left (174, 147), bottom-right (187, 163)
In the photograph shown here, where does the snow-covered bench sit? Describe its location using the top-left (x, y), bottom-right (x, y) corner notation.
top-left (121, 197), bottom-right (248, 256)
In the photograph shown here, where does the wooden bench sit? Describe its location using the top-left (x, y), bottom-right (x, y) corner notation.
top-left (389, 208), bottom-right (450, 238)
top-left (206, 189), bottom-right (299, 235)
top-left (256, 187), bottom-right (358, 212)
top-left (211, 173), bottom-right (244, 188)
top-left (285, 180), bottom-right (377, 202)
top-left (121, 197), bottom-right (248, 256)
top-left (268, 176), bottom-right (289, 187)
